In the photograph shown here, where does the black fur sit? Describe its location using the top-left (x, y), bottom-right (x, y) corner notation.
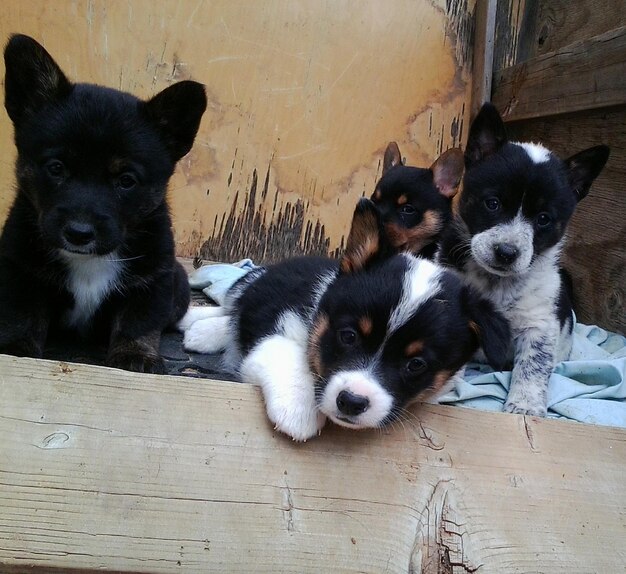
top-left (371, 143), bottom-right (464, 259)
top-left (0, 34), bottom-right (207, 373)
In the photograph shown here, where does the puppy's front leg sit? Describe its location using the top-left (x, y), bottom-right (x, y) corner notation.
top-left (504, 325), bottom-right (558, 417)
top-left (240, 335), bottom-right (327, 441)
top-left (0, 261), bottom-right (50, 358)
top-left (107, 281), bottom-right (175, 374)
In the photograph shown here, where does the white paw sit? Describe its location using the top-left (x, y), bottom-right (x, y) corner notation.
top-left (504, 400), bottom-right (547, 417)
top-left (177, 305), bottom-right (227, 332)
top-left (266, 398), bottom-right (327, 442)
top-left (182, 316), bottom-right (232, 354)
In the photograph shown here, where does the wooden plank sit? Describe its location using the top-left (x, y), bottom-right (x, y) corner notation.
top-left (492, 26), bottom-right (626, 122)
top-left (493, 0), bottom-right (626, 71)
top-left (506, 106), bottom-right (626, 334)
top-left (1, 355), bottom-right (626, 573)
top-left (470, 0), bottom-right (497, 117)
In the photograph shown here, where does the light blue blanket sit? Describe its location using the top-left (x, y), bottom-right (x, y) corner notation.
top-left (438, 323), bottom-right (626, 427)
top-left (188, 262), bottom-right (626, 428)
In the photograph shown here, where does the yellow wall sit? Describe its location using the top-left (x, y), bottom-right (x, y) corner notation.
top-left (0, 0), bottom-right (475, 262)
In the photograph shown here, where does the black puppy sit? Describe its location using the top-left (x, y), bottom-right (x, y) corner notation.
top-left (0, 34), bottom-right (207, 373)
top-left (439, 103), bottom-right (609, 416)
top-left (371, 142), bottom-right (464, 259)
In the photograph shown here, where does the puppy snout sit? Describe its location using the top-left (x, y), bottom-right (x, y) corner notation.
top-left (63, 221), bottom-right (96, 247)
top-left (494, 243), bottom-right (519, 265)
top-left (336, 390), bottom-right (370, 416)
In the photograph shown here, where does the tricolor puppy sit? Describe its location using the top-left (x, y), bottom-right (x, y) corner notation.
top-left (439, 103), bottom-right (610, 416)
top-left (370, 142), bottom-right (464, 259)
top-left (0, 34), bottom-right (207, 372)
top-left (181, 199), bottom-right (509, 441)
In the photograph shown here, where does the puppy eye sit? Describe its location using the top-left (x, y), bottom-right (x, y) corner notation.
top-left (406, 357), bottom-right (427, 375)
top-left (398, 204), bottom-right (417, 216)
top-left (484, 197), bottom-right (500, 211)
top-left (45, 159), bottom-right (66, 178)
top-left (117, 173), bottom-right (138, 191)
top-left (337, 327), bottom-right (358, 347)
top-left (536, 212), bottom-right (552, 227)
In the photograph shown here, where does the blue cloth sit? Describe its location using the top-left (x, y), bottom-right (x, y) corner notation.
top-left (188, 259), bottom-right (256, 305)
top-left (438, 322), bottom-right (626, 427)
top-left (189, 261), bottom-right (626, 428)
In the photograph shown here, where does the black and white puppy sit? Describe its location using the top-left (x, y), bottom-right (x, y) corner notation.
top-left (371, 142), bottom-right (464, 259)
top-left (439, 103), bottom-right (610, 416)
top-left (181, 199), bottom-right (509, 441)
top-left (0, 34), bottom-right (207, 372)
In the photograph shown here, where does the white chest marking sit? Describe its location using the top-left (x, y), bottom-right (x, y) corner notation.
top-left (60, 252), bottom-right (124, 327)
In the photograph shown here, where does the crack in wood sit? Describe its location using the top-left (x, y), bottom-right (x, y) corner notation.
top-left (409, 480), bottom-right (481, 574)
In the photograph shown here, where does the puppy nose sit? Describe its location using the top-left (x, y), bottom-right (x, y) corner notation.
top-left (494, 243), bottom-right (518, 265)
top-left (336, 390), bottom-right (370, 416)
top-left (63, 222), bottom-right (96, 246)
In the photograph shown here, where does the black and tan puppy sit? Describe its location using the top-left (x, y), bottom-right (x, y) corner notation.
top-left (0, 34), bottom-right (207, 373)
top-left (371, 142), bottom-right (464, 259)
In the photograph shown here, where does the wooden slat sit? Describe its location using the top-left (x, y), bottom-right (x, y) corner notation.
top-left (1, 355), bottom-right (625, 573)
top-left (492, 0), bottom-right (626, 72)
top-left (470, 0), bottom-right (498, 117)
top-left (492, 26), bottom-right (626, 121)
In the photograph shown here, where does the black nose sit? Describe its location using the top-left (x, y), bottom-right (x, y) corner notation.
top-left (336, 390), bottom-right (370, 416)
top-left (494, 243), bottom-right (519, 265)
top-left (63, 222), bottom-right (96, 246)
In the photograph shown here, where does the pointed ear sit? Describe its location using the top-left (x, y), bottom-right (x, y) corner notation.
top-left (463, 287), bottom-right (511, 371)
top-left (4, 34), bottom-right (72, 126)
top-left (430, 147), bottom-right (464, 198)
top-left (564, 145), bottom-right (610, 202)
top-left (143, 80), bottom-right (208, 162)
top-left (340, 198), bottom-right (385, 274)
top-left (465, 103), bottom-right (507, 167)
top-left (382, 141), bottom-right (403, 174)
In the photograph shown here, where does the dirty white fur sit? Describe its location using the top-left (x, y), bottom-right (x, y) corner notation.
top-left (60, 251), bottom-right (123, 328)
top-left (464, 241), bottom-right (570, 416)
top-left (319, 369), bottom-right (394, 428)
top-left (470, 211), bottom-right (535, 276)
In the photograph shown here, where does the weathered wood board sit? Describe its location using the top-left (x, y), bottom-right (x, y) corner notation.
top-left (1, 354), bottom-right (626, 573)
top-left (0, 0), bottom-right (476, 263)
top-left (493, 0), bottom-right (626, 73)
top-left (492, 26), bottom-right (626, 122)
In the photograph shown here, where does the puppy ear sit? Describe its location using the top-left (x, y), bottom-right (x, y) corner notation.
top-left (465, 103), bottom-right (507, 167)
top-left (4, 34), bottom-right (72, 126)
top-left (143, 80), bottom-right (208, 162)
top-left (382, 142), bottom-right (402, 174)
top-left (340, 198), bottom-right (385, 273)
top-left (564, 145), bottom-right (610, 202)
top-left (430, 147), bottom-right (464, 198)
top-left (463, 287), bottom-right (511, 371)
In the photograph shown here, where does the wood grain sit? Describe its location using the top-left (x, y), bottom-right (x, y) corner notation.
top-left (1, 354), bottom-right (625, 573)
top-left (493, 0), bottom-right (626, 71)
top-left (470, 0), bottom-right (497, 117)
top-left (492, 25), bottom-right (626, 122)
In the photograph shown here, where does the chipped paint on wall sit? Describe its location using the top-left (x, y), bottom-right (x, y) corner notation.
top-left (0, 0), bottom-right (477, 263)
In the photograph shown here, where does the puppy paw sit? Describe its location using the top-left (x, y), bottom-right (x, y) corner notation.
top-left (266, 401), bottom-right (327, 442)
top-left (182, 316), bottom-right (231, 354)
top-left (107, 352), bottom-right (166, 375)
top-left (177, 305), bottom-right (226, 332)
top-left (504, 400), bottom-right (547, 417)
